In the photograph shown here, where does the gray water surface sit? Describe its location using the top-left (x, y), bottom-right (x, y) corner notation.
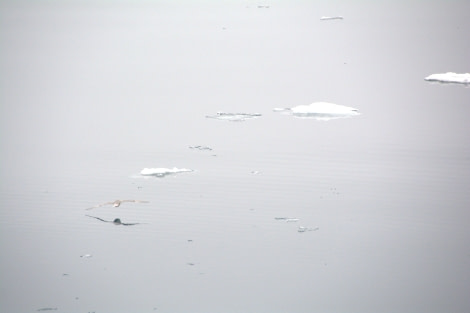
top-left (1, 1), bottom-right (470, 313)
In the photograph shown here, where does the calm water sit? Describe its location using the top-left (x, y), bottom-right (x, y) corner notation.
top-left (1, 1), bottom-right (470, 312)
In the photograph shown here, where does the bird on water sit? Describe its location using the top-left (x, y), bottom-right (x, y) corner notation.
top-left (85, 215), bottom-right (143, 226)
top-left (86, 200), bottom-right (149, 210)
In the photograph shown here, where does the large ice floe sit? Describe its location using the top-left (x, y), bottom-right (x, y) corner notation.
top-left (424, 72), bottom-right (470, 85)
top-left (273, 102), bottom-right (360, 121)
top-left (206, 112), bottom-right (262, 122)
top-left (140, 167), bottom-right (193, 177)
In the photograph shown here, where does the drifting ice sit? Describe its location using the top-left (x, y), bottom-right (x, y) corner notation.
top-left (320, 16), bottom-right (344, 20)
top-left (424, 72), bottom-right (470, 84)
top-left (206, 112), bottom-right (262, 122)
top-left (140, 167), bottom-right (193, 177)
top-left (274, 102), bottom-right (360, 121)
top-left (298, 226), bottom-right (319, 233)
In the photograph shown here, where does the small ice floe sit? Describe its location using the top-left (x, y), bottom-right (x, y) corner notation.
top-left (206, 112), bottom-right (262, 122)
top-left (80, 254), bottom-right (92, 258)
top-left (298, 226), bottom-right (319, 233)
top-left (250, 170), bottom-right (260, 175)
top-left (424, 72), bottom-right (470, 85)
top-left (274, 217), bottom-right (299, 222)
top-left (274, 102), bottom-right (360, 121)
top-left (189, 145), bottom-right (213, 151)
top-left (37, 308), bottom-right (57, 312)
top-left (286, 218), bottom-right (300, 222)
top-left (320, 16), bottom-right (344, 20)
top-left (257, 5), bottom-right (270, 8)
top-left (140, 167), bottom-right (193, 177)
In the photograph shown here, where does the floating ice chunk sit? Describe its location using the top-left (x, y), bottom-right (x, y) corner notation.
top-left (320, 16), bottom-right (344, 20)
top-left (206, 112), bottom-right (262, 122)
top-left (189, 145), bottom-right (213, 151)
top-left (274, 217), bottom-right (298, 221)
top-left (274, 102), bottom-right (360, 121)
top-left (80, 254), bottom-right (92, 258)
top-left (298, 226), bottom-right (319, 233)
top-left (140, 167), bottom-right (193, 177)
top-left (286, 218), bottom-right (300, 222)
top-left (424, 72), bottom-right (470, 84)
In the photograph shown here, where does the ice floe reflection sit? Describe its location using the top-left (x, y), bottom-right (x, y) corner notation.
top-left (206, 112), bottom-right (262, 122)
top-left (274, 102), bottom-right (360, 121)
top-left (425, 72), bottom-right (470, 85)
top-left (140, 167), bottom-right (193, 177)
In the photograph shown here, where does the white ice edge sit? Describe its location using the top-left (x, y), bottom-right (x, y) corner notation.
top-left (424, 72), bottom-right (470, 84)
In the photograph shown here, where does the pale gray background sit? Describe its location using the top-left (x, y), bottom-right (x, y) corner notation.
top-left (1, 0), bottom-right (470, 312)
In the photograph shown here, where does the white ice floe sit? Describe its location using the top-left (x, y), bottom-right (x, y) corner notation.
top-left (274, 217), bottom-right (299, 222)
top-left (298, 226), bottom-right (319, 233)
top-left (140, 167), bottom-right (193, 177)
top-left (189, 145), bottom-right (213, 151)
top-left (274, 102), bottom-right (360, 121)
top-left (320, 16), bottom-right (344, 20)
top-left (206, 112), bottom-right (262, 122)
top-left (286, 218), bottom-right (300, 223)
top-left (424, 72), bottom-right (470, 84)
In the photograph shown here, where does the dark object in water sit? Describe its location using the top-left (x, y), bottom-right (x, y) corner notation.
top-left (85, 215), bottom-right (143, 226)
